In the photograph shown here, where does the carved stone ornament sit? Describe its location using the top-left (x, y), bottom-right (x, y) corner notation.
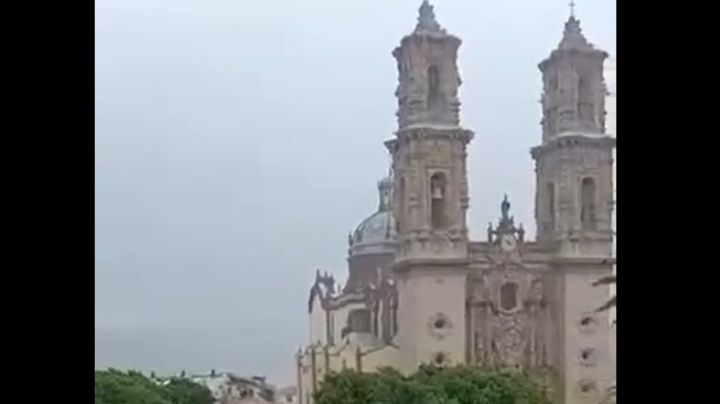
top-left (577, 378), bottom-right (598, 396)
top-left (578, 347), bottom-right (598, 367)
top-left (577, 312), bottom-right (599, 333)
top-left (427, 312), bottom-right (453, 340)
top-left (492, 313), bottom-right (528, 367)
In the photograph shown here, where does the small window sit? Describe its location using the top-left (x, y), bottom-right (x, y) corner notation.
top-left (427, 65), bottom-right (440, 107)
top-left (346, 309), bottom-right (371, 335)
top-left (581, 177), bottom-right (597, 230)
top-left (579, 313), bottom-right (598, 331)
top-left (579, 379), bottom-right (597, 394)
top-left (579, 347), bottom-right (597, 366)
top-left (500, 282), bottom-right (519, 311)
top-left (547, 182), bottom-right (555, 230)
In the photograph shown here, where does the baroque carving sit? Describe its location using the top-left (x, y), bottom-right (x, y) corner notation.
top-left (470, 255), bottom-right (551, 370)
top-left (491, 312), bottom-right (528, 367)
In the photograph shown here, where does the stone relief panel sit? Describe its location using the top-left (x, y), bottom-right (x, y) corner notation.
top-left (468, 264), bottom-right (552, 371)
top-left (490, 311), bottom-right (529, 367)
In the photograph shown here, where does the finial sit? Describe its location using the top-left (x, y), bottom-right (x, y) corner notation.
top-left (559, 8), bottom-right (591, 50)
top-left (415, 1), bottom-right (443, 34)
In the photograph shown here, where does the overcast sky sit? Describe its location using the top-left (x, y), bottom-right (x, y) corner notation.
top-left (95, 0), bottom-right (616, 386)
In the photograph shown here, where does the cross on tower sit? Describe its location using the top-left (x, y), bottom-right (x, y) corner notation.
top-left (569, 0), bottom-right (576, 18)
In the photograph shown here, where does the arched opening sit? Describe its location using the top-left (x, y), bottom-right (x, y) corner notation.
top-left (343, 309), bottom-right (371, 337)
top-left (546, 182), bottom-right (555, 232)
top-left (500, 282), bottom-right (519, 311)
top-left (430, 173), bottom-right (447, 229)
top-left (427, 65), bottom-right (440, 108)
top-left (581, 177), bottom-right (597, 230)
top-left (372, 303), bottom-right (379, 337)
top-left (327, 312), bottom-right (335, 345)
top-left (397, 177), bottom-right (405, 233)
top-left (577, 74), bottom-right (593, 122)
top-left (391, 298), bottom-right (398, 337)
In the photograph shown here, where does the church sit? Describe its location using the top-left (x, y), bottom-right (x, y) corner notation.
top-left (296, 2), bottom-right (616, 404)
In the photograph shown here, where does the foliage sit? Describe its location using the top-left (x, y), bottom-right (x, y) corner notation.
top-left (95, 369), bottom-right (213, 404)
top-left (314, 365), bottom-right (553, 404)
top-left (163, 377), bottom-right (215, 404)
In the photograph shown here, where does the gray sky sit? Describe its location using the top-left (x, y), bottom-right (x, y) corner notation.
top-left (95, 0), bottom-right (616, 386)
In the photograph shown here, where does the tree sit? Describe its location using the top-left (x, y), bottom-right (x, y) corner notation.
top-left (95, 369), bottom-right (213, 404)
top-left (314, 365), bottom-right (552, 404)
top-left (95, 369), bottom-right (171, 404)
top-left (163, 377), bottom-right (214, 404)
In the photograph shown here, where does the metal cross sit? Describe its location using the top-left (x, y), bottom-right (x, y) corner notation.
top-left (570, 0), bottom-right (576, 18)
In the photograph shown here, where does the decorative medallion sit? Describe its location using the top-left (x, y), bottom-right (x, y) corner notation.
top-left (428, 313), bottom-right (453, 340)
top-left (578, 313), bottom-right (599, 333)
top-left (577, 378), bottom-right (598, 396)
top-left (578, 347), bottom-right (598, 367)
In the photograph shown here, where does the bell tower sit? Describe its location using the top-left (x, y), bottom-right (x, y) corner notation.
top-left (532, 12), bottom-right (615, 257)
top-left (533, 9), bottom-right (616, 404)
top-left (386, 1), bottom-right (473, 373)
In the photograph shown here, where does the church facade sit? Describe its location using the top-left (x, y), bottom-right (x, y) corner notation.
top-left (296, 3), bottom-right (615, 404)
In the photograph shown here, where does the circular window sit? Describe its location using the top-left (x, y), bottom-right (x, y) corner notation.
top-left (579, 348), bottom-right (598, 366)
top-left (434, 352), bottom-right (447, 365)
top-left (428, 313), bottom-right (452, 339)
top-left (578, 379), bottom-right (597, 394)
top-left (578, 313), bottom-right (599, 332)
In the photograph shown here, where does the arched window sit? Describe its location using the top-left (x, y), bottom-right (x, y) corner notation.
top-left (427, 65), bottom-right (440, 107)
top-left (327, 312), bottom-right (334, 345)
top-left (343, 309), bottom-right (371, 337)
top-left (397, 177), bottom-right (405, 232)
top-left (581, 177), bottom-right (597, 230)
top-left (546, 182), bottom-right (555, 232)
top-left (388, 295), bottom-right (398, 337)
top-left (430, 173), bottom-right (447, 229)
top-left (500, 282), bottom-right (519, 311)
top-left (577, 75), bottom-right (593, 122)
top-left (372, 303), bottom-right (379, 337)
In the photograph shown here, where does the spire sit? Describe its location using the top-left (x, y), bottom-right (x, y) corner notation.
top-left (414, 1), bottom-right (445, 34)
top-left (558, 3), bottom-right (592, 50)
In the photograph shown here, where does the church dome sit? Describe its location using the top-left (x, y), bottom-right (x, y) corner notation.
top-left (352, 210), bottom-right (395, 246)
top-left (348, 176), bottom-right (397, 256)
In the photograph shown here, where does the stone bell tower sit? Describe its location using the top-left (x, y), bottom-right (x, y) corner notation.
top-left (532, 9), bottom-right (616, 404)
top-left (385, 1), bottom-right (473, 373)
top-left (532, 12), bottom-right (615, 257)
